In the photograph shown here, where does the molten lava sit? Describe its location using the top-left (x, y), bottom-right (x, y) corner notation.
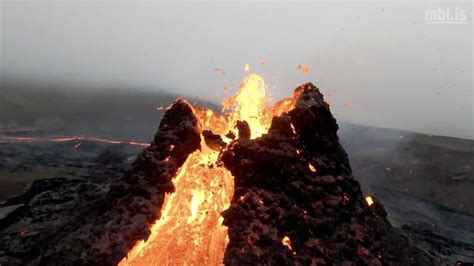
top-left (222, 73), bottom-right (270, 138)
top-left (0, 135), bottom-right (148, 147)
top-left (120, 69), bottom-right (290, 265)
top-left (119, 146), bottom-right (234, 265)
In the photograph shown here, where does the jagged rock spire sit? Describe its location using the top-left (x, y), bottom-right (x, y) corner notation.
top-left (221, 83), bottom-right (437, 265)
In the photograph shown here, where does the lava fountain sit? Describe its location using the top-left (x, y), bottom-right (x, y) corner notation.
top-left (120, 69), bottom-right (286, 265)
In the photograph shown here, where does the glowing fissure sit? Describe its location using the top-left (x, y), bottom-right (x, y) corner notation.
top-left (0, 135), bottom-right (148, 147)
top-left (120, 69), bottom-right (295, 265)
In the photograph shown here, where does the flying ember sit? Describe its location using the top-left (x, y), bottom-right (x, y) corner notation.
top-left (365, 196), bottom-right (374, 206)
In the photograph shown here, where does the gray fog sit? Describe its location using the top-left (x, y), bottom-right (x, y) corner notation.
top-left (1, 1), bottom-right (472, 139)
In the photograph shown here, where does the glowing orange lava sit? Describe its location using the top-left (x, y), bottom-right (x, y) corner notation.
top-left (0, 135), bottom-right (148, 147)
top-left (120, 68), bottom-right (292, 265)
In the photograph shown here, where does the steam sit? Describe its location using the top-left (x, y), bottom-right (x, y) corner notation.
top-left (1, 1), bottom-right (472, 139)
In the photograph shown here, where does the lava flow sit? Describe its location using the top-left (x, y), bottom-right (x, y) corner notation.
top-left (120, 68), bottom-right (289, 265)
top-left (0, 134), bottom-right (148, 147)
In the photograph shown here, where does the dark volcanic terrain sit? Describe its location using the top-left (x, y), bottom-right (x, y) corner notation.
top-left (0, 86), bottom-right (472, 264)
top-left (2, 122), bottom-right (472, 263)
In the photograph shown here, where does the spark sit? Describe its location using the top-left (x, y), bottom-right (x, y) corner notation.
top-left (308, 163), bottom-right (317, 173)
top-left (365, 196), bottom-right (374, 206)
top-left (282, 236), bottom-right (296, 255)
top-left (296, 64), bottom-right (310, 74)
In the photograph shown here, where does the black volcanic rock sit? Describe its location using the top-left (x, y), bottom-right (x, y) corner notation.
top-left (202, 130), bottom-right (226, 151)
top-left (235, 120), bottom-right (251, 140)
top-left (220, 83), bottom-right (440, 265)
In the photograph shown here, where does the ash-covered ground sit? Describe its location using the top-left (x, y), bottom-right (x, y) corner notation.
top-left (0, 88), bottom-right (473, 263)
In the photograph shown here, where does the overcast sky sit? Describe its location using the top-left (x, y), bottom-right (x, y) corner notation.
top-left (1, 1), bottom-right (472, 139)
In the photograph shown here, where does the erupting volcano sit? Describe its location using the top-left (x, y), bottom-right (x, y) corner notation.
top-left (0, 68), bottom-right (438, 265)
top-left (120, 71), bottom-right (284, 265)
